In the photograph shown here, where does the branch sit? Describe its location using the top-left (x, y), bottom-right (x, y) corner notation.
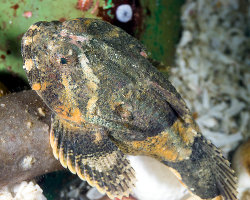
top-left (0, 90), bottom-right (63, 187)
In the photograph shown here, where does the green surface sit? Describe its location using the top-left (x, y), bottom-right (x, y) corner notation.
top-left (0, 0), bottom-right (102, 80)
top-left (140, 0), bottom-right (185, 66)
top-left (0, 0), bottom-right (184, 83)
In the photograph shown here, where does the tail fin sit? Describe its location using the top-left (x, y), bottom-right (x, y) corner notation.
top-left (202, 137), bottom-right (238, 200)
top-left (163, 135), bottom-right (238, 200)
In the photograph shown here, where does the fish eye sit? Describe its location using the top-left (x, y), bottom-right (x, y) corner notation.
top-left (60, 57), bottom-right (68, 64)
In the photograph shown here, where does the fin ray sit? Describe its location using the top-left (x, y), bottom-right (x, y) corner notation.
top-left (202, 137), bottom-right (238, 200)
top-left (50, 114), bottom-right (135, 199)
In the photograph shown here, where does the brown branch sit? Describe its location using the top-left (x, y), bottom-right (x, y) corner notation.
top-left (0, 90), bottom-right (137, 200)
top-left (0, 90), bottom-right (63, 187)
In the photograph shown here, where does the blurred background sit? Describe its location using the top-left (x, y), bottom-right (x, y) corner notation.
top-left (0, 0), bottom-right (249, 200)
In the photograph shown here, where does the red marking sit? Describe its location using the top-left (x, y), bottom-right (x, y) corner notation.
top-left (10, 3), bottom-right (19, 17)
top-left (23, 11), bottom-right (32, 18)
top-left (7, 66), bottom-right (12, 72)
top-left (60, 30), bottom-right (68, 37)
top-left (1, 21), bottom-right (6, 30)
top-left (91, 0), bottom-right (99, 14)
top-left (192, 112), bottom-right (198, 119)
top-left (1, 55), bottom-right (6, 60)
top-left (11, 3), bottom-right (19, 10)
top-left (59, 17), bottom-right (67, 22)
top-left (140, 51), bottom-right (147, 58)
top-left (76, 0), bottom-right (93, 11)
top-left (69, 35), bottom-right (89, 49)
top-left (69, 35), bottom-right (89, 42)
top-left (189, 9), bottom-right (196, 17)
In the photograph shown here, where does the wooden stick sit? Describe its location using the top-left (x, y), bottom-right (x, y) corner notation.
top-left (0, 90), bottom-right (63, 187)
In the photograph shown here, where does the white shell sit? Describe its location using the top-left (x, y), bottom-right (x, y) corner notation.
top-left (0, 181), bottom-right (46, 200)
top-left (116, 4), bottom-right (133, 23)
top-left (86, 187), bottom-right (105, 200)
top-left (128, 156), bottom-right (190, 200)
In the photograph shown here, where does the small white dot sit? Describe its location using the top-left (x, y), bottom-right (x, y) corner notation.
top-left (21, 155), bottom-right (36, 170)
top-left (37, 107), bottom-right (45, 117)
top-left (116, 4), bottom-right (133, 23)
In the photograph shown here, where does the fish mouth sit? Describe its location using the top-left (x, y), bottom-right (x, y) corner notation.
top-left (21, 20), bottom-right (62, 53)
top-left (21, 20), bottom-right (62, 68)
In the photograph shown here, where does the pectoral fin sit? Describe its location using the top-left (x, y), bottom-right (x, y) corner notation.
top-left (50, 114), bottom-right (136, 199)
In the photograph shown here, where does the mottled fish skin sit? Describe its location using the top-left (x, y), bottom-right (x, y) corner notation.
top-left (21, 18), bottom-right (238, 200)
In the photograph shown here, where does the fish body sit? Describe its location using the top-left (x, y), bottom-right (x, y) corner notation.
top-left (21, 18), bottom-right (237, 200)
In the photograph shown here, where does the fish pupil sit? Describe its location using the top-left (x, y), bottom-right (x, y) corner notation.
top-left (60, 57), bottom-right (67, 64)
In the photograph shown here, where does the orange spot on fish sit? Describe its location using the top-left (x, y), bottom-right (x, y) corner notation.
top-left (122, 131), bottom-right (191, 162)
top-left (40, 82), bottom-right (47, 91)
top-left (213, 196), bottom-right (224, 200)
top-left (32, 83), bottom-right (41, 91)
top-left (171, 118), bottom-right (197, 145)
top-left (55, 105), bottom-right (84, 124)
top-left (84, 19), bottom-right (92, 25)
